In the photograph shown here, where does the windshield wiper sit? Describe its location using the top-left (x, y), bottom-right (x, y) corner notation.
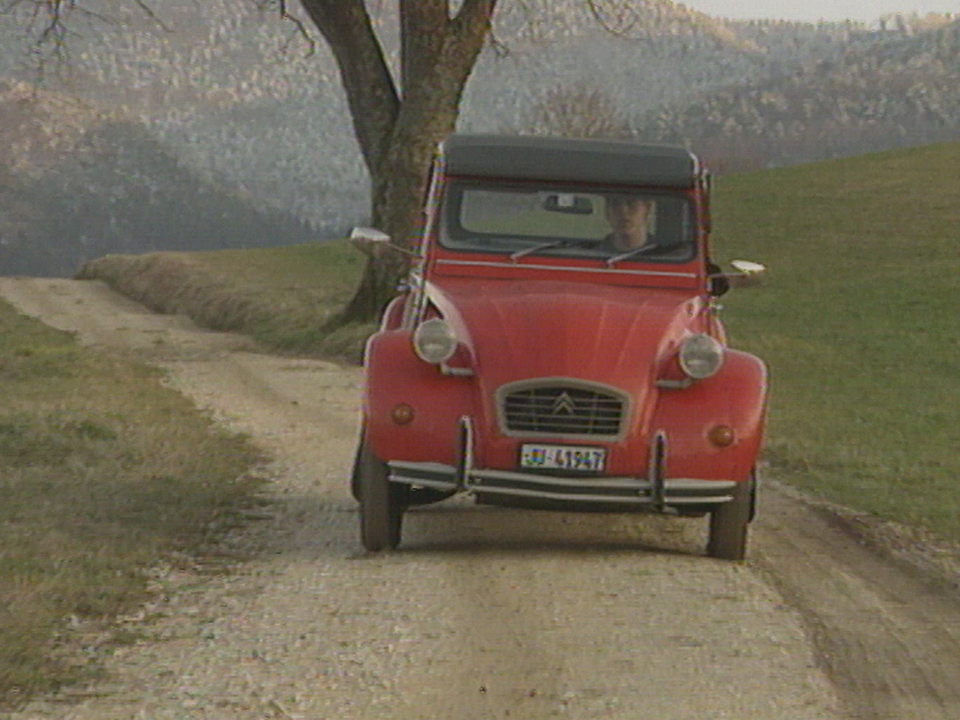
top-left (510, 239), bottom-right (594, 261)
top-left (605, 243), bottom-right (662, 267)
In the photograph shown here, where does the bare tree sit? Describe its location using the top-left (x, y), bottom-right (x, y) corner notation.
top-left (11, 0), bottom-right (689, 322)
top-left (526, 84), bottom-right (633, 140)
top-left (296, 1), bottom-right (498, 321)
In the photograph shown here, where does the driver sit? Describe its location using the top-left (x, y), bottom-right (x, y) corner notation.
top-left (604, 195), bottom-right (655, 251)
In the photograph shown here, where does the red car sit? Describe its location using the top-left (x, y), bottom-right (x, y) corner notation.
top-left (352, 134), bottom-right (767, 560)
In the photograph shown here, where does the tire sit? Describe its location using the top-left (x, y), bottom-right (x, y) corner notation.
top-left (350, 440), bottom-right (363, 502)
top-left (357, 439), bottom-right (404, 551)
top-left (707, 478), bottom-right (753, 561)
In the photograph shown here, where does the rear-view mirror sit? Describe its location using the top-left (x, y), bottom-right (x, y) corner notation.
top-left (542, 194), bottom-right (594, 215)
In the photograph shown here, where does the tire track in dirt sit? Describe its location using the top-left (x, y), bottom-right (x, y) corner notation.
top-left (755, 482), bottom-right (960, 719)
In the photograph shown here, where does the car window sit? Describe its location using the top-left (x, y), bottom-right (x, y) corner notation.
top-left (441, 182), bottom-right (696, 263)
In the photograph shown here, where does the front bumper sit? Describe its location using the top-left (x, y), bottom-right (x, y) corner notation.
top-left (385, 418), bottom-right (738, 511)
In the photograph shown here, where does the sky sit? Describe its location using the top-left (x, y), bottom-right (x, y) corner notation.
top-left (680, 0), bottom-right (959, 22)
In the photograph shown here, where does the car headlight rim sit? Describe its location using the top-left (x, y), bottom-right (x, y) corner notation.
top-left (679, 333), bottom-right (724, 380)
top-left (413, 318), bottom-right (458, 364)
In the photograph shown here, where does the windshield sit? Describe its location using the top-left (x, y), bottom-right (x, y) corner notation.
top-left (441, 182), bottom-right (697, 264)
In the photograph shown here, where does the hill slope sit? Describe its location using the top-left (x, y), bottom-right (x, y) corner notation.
top-left (638, 18), bottom-right (960, 170)
top-left (0, 80), bottom-right (316, 276)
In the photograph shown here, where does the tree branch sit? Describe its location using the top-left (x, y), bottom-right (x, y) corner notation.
top-left (448, 0), bottom-right (498, 81)
top-left (298, 0), bottom-right (400, 175)
top-left (132, 0), bottom-right (172, 33)
top-left (585, 0), bottom-right (641, 36)
top-left (7, 0), bottom-right (172, 73)
top-left (399, 0), bottom-right (447, 92)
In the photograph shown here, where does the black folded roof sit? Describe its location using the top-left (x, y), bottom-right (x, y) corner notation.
top-left (440, 134), bottom-right (700, 189)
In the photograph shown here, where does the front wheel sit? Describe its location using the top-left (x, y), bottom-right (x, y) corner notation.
top-left (707, 477), bottom-right (754, 561)
top-left (357, 439), bottom-right (404, 551)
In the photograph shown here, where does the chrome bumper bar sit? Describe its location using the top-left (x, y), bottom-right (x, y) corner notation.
top-left (386, 418), bottom-right (737, 508)
top-left (387, 462), bottom-right (737, 505)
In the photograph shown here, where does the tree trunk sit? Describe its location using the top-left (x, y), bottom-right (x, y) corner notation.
top-left (301, 0), bottom-right (497, 324)
top-left (338, 93), bottom-right (461, 322)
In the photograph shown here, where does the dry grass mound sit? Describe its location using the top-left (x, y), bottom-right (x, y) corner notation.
top-left (78, 242), bottom-right (375, 363)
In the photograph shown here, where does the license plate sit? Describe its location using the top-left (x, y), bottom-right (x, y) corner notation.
top-left (520, 443), bottom-right (606, 472)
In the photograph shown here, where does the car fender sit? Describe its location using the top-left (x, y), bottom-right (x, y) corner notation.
top-left (363, 329), bottom-right (476, 466)
top-left (379, 295), bottom-right (407, 331)
top-left (650, 349), bottom-right (767, 482)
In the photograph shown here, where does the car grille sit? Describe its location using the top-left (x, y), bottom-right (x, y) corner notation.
top-left (501, 383), bottom-right (626, 438)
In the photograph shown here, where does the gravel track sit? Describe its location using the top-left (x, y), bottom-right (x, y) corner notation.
top-left (2, 277), bottom-right (959, 720)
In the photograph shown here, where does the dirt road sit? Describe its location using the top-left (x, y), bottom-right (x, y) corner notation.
top-left (2, 277), bottom-right (959, 720)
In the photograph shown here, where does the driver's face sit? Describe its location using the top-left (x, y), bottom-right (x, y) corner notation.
top-left (605, 196), bottom-right (653, 247)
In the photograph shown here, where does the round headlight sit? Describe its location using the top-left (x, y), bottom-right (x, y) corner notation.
top-left (679, 334), bottom-right (724, 380)
top-left (413, 319), bottom-right (458, 364)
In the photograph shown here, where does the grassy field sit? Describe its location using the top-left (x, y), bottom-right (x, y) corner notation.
top-left (713, 141), bottom-right (960, 540)
top-left (0, 302), bottom-right (265, 704)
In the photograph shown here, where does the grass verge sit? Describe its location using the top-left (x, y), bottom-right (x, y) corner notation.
top-left (714, 141), bottom-right (960, 542)
top-left (0, 300), bottom-right (265, 707)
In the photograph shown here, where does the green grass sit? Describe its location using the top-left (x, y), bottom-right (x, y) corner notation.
top-left (0, 301), bottom-right (265, 705)
top-left (713, 141), bottom-right (960, 540)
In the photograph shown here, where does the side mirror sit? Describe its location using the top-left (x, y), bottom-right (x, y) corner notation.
top-left (730, 260), bottom-right (766, 276)
top-left (349, 226), bottom-right (419, 258)
top-left (727, 259), bottom-right (766, 289)
top-left (349, 226), bottom-right (392, 244)
top-left (708, 259), bottom-right (767, 296)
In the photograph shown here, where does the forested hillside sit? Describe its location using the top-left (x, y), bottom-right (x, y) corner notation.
top-left (640, 15), bottom-right (960, 170)
top-left (0, 1), bottom-right (956, 275)
top-left (0, 81), bottom-right (315, 276)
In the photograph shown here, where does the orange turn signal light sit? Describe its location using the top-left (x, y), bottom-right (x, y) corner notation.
top-left (391, 403), bottom-right (416, 426)
top-left (708, 424), bottom-right (736, 448)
